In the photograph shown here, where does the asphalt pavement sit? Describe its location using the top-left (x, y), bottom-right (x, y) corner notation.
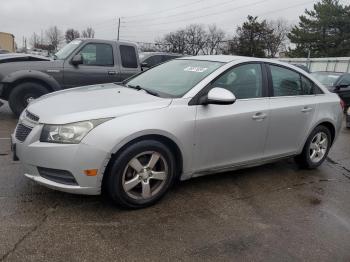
top-left (0, 100), bottom-right (350, 262)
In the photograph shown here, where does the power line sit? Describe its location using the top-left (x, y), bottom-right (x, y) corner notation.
top-left (119, 0), bottom-right (317, 43)
top-left (122, 0), bottom-right (266, 28)
top-left (122, 0), bottom-right (207, 19)
top-left (125, 0), bottom-right (242, 23)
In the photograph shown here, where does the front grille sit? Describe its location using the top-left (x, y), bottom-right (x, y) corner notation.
top-left (25, 110), bottom-right (39, 122)
top-left (37, 167), bottom-right (78, 185)
top-left (15, 124), bottom-right (32, 142)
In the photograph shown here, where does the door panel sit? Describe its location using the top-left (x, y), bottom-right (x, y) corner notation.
top-left (63, 43), bottom-right (119, 88)
top-left (264, 96), bottom-right (317, 158)
top-left (193, 99), bottom-right (270, 172)
top-left (263, 64), bottom-right (318, 158)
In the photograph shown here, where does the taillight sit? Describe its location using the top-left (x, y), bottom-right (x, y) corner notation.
top-left (340, 99), bottom-right (345, 111)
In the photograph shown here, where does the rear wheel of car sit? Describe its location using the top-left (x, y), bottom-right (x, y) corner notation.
top-left (8, 82), bottom-right (49, 117)
top-left (295, 125), bottom-right (332, 169)
top-left (105, 140), bottom-right (177, 209)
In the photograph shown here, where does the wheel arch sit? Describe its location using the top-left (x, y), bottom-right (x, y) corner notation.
top-left (2, 70), bottom-right (61, 99)
top-left (303, 120), bottom-right (337, 149)
top-left (102, 133), bottom-right (184, 189)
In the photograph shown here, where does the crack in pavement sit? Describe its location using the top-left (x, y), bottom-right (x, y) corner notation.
top-left (0, 202), bottom-right (59, 262)
top-left (327, 157), bottom-right (350, 180)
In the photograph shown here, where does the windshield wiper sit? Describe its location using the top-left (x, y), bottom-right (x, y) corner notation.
top-left (126, 84), bottom-right (159, 97)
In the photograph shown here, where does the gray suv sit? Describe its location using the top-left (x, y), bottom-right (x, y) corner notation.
top-left (0, 39), bottom-right (140, 116)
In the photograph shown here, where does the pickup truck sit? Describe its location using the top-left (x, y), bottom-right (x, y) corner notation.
top-left (0, 39), bottom-right (141, 116)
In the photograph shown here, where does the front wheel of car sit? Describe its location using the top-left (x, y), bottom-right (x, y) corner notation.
top-left (105, 140), bottom-right (177, 209)
top-left (295, 125), bottom-right (332, 169)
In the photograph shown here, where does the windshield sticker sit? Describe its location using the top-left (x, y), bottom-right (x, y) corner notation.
top-left (184, 66), bottom-right (208, 73)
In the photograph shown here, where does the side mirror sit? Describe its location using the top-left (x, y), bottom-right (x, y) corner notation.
top-left (141, 62), bottom-right (149, 71)
top-left (199, 87), bottom-right (236, 105)
top-left (71, 54), bottom-right (83, 66)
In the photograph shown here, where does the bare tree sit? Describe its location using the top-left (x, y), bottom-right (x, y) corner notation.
top-left (203, 24), bottom-right (226, 55)
top-left (184, 24), bottom-right (207, 55)
top-left (30, 32), bottom-right (40, 48)
top-left (265, 19), bottom-right (291, 57)
top-left (81, 27), bottom-right (95, 38)
top-left (65, 28), bottom-right (80, 43)
top-left (46, 26), bottom-right (63, 51)
top-left (156, 29), bottom-right (187, 54)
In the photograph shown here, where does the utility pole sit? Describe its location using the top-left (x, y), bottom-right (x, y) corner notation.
top-left (117, 18), bottom-right (121, 41)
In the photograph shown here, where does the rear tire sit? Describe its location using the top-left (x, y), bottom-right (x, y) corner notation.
top-left (295, 125), bottom-right (332, 169)
top-left (105, 140), bottom-right (177, 209)
top-left (8, 82), bottom-right (49, 117)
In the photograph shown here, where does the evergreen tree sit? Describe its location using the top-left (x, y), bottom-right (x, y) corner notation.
top-left (230, 16), bottom-right (273, 57)
top-left (288, 0), bottom-right (350, 57)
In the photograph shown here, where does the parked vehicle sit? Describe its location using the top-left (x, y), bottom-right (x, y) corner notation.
top-left (311, 71), bottom-right (350, 108)
top-left (346, 107), bottom-right (350, 128)
top-left (292, 64), bottom-right (310, 73)
top-left (12, 56), bottom-right (343, 208)
top-left (0, 39), bottom-right (140, 116)
top-left (0, 49), bottom-right (10, 54)
top-left (139, 52), bottom-right (182, 70)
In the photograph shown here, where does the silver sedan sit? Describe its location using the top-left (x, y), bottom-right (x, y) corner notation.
top-left (12, 56), bottom-right (343, 208)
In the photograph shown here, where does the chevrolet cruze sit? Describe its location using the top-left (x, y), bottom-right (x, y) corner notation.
top-left (12, 56), bottom-right (343, 208)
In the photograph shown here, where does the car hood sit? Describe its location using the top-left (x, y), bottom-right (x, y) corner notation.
top-left (27, 83), bottom-right (172, 124)
top-left (0, 53), bottom-right (51, 63)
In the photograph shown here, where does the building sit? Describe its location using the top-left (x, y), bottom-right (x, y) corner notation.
top-left (0, 32), bottom-right (15, 52)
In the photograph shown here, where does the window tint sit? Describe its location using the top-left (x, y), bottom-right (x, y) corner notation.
top-left (162, 55), bottom-right (176, 62)
top-left (120, 45), bottom-right (138, 68)
top-left (270, 65), bottom-right (303, 96)
top-left (78, 43), bottom-right (113, 66)
top-left (144, 55), bottom-right (163, 67)
top-left (301, 76), bottom-right (314, 95)
top-left (212, 63), bottom-right (263, 99)
top-left (339, 74), bottom-right (350, 86)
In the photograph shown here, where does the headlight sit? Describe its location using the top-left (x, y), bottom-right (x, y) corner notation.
top-left (40, 118), bottom-right (112, 144)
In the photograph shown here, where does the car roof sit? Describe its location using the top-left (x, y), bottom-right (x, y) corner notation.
top-left (140, 52), bottom-right (182, 56)
top-left (179, 55), bottom-right (247, 63)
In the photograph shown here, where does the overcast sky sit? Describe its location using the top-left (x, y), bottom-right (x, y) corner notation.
top-left (1, 0), bottom-right (344, 48)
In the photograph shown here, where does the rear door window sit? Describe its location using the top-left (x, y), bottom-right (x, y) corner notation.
top-left (120, 45), bottom-right (138, 68)
top-left (270, 65), bottom-right (303, 96)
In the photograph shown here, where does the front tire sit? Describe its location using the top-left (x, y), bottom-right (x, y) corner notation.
top-left (105, 140), bottom-right (177, 209)
top-left (295, 125), bottom-right (332, 169)
top-left (8, 82), bottom-right (49, 117)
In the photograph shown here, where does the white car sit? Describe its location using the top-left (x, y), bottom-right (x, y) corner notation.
top-left (12, 56), bottom-right (343, 208)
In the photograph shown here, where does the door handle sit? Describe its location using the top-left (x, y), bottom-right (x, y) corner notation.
top-left (108, 71), bottom-right (117, 75)
top-left (252, 112), bottom-right (267, 121)
top-left (301, 107), bottom-right (313, 113)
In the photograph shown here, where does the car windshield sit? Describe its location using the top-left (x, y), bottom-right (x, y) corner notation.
top-left (311, 72), bottom-right (341, 86)
top-left (125, 59), bottom-right (224, 97)
top-left (54, 40), bottom-right (82, 60)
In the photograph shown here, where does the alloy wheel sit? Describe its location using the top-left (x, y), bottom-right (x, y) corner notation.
top-left (122, 151), bottom-right (168, 200)
top-left (309, 132), bottom-right (328, 163)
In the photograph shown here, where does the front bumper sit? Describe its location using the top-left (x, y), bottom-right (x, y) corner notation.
top-left (12, 122), bottom-right (111, 195)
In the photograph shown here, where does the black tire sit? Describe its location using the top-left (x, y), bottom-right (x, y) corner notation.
top-left (105, 140), bottom-right (177, 209)
top-left (295, 125), bottom-right (332, 169)
top-left (8, 82), bottom-right (49, 117)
